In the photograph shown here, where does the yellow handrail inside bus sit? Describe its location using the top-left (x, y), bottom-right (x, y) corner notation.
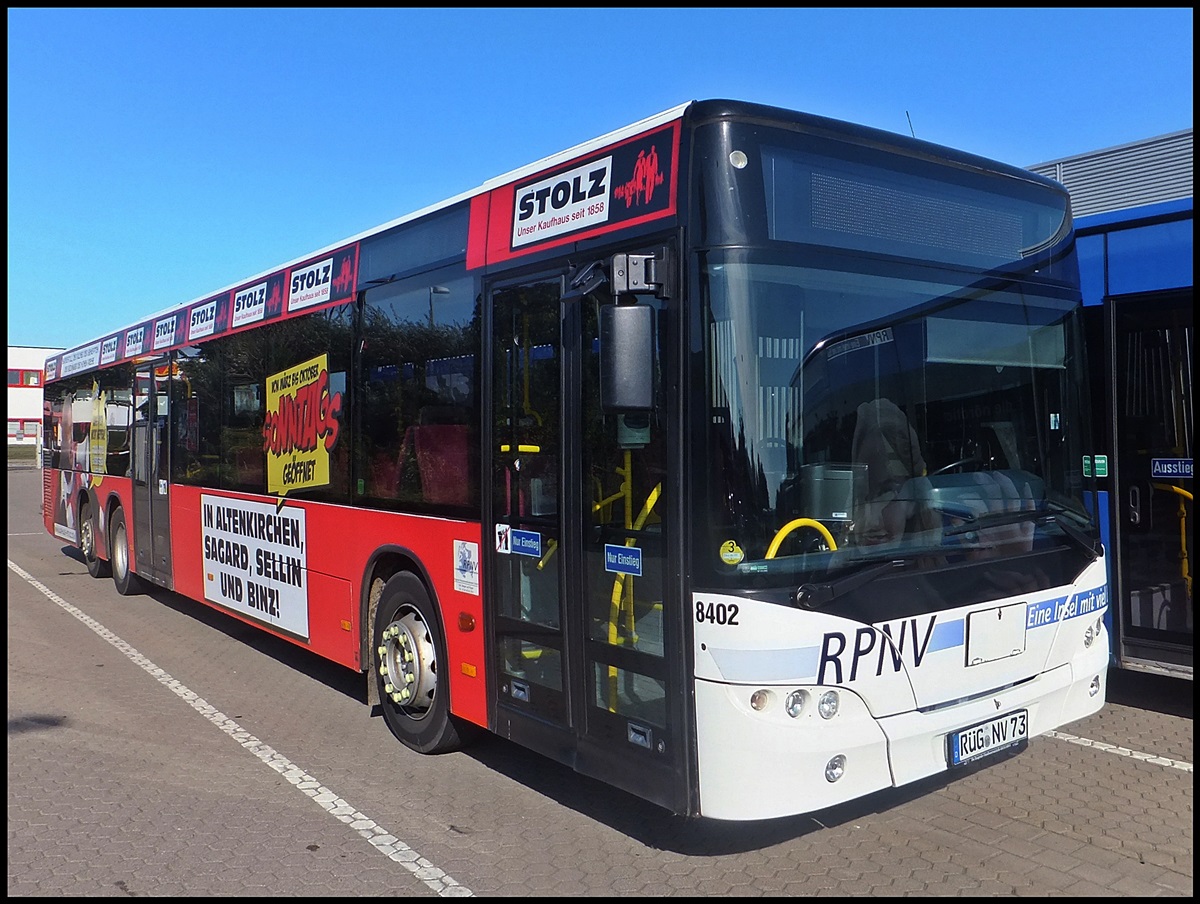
top-left (1153, 482), bottom-right (1192, 596)
top-left (765, 518), bottom-right (838, 558)
top-left (602, 448), bottom-right (662, 711)
top-left (536, 538), bottom-right (557, 571)
top-left (607, 482), bottom-right (662, 639)
top-left (1154, 483), bottom-right (1194, 503)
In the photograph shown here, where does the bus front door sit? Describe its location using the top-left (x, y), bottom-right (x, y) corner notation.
top-left (131, 361), bottom-right (173, 587)
top-left (487, 267), bottom-right (687, 814)
top-left (1111, 290), bottom-right (1193, 677)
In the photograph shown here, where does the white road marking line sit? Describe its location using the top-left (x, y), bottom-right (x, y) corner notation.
top-left (9, 559), bottom-right (475, 897)
top-left (1046, 729), bottom-right (1192, 772)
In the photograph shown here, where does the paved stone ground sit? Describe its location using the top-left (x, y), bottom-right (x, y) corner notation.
top-left (7, 465), bottom-right (1192, 896)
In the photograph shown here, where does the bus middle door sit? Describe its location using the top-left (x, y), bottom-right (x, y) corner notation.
top-left (131, 360), bottom-right (173, 587)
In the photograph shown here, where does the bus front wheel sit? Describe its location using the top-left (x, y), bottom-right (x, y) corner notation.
top-left (109, 508), bottom-right (143, 596)
top-left (81, 500), bottom-right (111, 579)
top-left (373, 571), bottom-right (466, 754)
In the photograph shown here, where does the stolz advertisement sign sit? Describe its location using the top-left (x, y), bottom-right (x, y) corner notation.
top-left (469, 119), bottom-right (681, 268)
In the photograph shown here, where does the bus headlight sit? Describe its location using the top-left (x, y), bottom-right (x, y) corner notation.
top-left (1084, 624), bottom-right (1095, 647)
top-left (1089, 675), bottom-right (1101, 697)
top-left (750, 689), bottom-right (772, 711)
top-left (825, 754), bottom-right (846, 782)
top-left (818, 690), bottom-right (840, 720)
top-left (784, 690), bottom-right (808, 718)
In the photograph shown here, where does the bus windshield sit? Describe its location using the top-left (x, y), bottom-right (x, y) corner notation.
top-left (697, 255), bottom-right (1097, 593)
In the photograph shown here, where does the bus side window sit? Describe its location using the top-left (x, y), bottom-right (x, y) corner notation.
top-left (397, 421), bottom-right (470, 507)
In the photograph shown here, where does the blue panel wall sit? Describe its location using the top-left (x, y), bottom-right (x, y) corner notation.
top-left (1108, 219), bottom-right (1193, 295)
top-left (1075, 198), bottom-right (1193, 302)
top-left (1077, 234), bottom-right (1106, 307)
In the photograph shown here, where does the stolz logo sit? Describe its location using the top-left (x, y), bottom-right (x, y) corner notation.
top-left (188, 300), bottom-right (218, 341)
top-left (287, 257), bottom-right (333, 313)
top-left (233, 281), bottom-right (268, 328)
top-left (502, 122), bottom-right (677, 258)
top-left (100, 335), bottom-right (120, 365)
top-left (513, 157), bottom-right (612, 248)
top-left (125, 326), bottom-right (147, 356)
top-left (153, 315), bottom-right (178, 351)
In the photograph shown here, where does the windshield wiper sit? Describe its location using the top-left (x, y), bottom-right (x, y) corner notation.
top-left (943, 510), bottom-right (1100, 559)
top-left (1045, 506), bottom-right (1104, 558)
top-left (794, 559), bottom-right (907, 610)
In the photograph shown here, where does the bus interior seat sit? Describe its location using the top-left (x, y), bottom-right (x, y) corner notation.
top-left (397, 423), bottom-right (470, 506)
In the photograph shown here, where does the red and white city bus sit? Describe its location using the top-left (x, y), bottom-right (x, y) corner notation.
top-left (42, 99), bottom-right (1109, 820)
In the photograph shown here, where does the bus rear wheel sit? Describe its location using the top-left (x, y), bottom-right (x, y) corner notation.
top-left (81, 500), bottom-right (111, 578)
top-left (109, 507), bottom-right (143, 596)
top-left (373, 572), bottom-right (466, 754)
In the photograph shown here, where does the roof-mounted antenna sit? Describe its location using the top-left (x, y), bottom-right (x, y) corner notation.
top-left (906, 111), bottom-right (916, 138)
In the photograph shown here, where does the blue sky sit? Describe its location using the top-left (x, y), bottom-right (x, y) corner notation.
top-left (7, 7), bottom-right (1193, 352)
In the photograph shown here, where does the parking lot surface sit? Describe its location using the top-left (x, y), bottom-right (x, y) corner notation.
top-left (7, 464), bottom-right (1193, 896)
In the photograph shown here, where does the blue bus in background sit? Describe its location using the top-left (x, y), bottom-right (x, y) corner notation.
top-left (1032, 131), bottom-right (1193, 680)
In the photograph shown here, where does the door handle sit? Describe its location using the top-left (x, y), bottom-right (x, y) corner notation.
top-left (1128, 484), bottom-right (1141, 525)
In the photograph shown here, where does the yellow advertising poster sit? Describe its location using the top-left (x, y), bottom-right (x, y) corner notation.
top-left (89, 380), bottom-right (108, 475)
top-left (263, 354), bottom-right (343, 496)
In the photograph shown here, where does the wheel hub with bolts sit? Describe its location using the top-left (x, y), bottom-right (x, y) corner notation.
top-left (378, 609), bottom-right (438, 716)
top-left (81, 515), bottom-right (95, 558)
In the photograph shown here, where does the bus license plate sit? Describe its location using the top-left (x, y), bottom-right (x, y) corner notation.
top-left (948, 710), bottom-right (1028, 767)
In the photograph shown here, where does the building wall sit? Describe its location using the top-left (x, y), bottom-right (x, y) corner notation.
top-left (1028, 129), bottom-right (1193, 219)
top-left (8, 346), bottom-right (64, 447)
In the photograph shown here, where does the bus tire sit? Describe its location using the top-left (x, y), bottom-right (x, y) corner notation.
top-left (81, 500), bottom-right (111, 578)
top-left (109, 507), bottom-right (143, 596)
top-left (373, 571), bottom-right (466, 754)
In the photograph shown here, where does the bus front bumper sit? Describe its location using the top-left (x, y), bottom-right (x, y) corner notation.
top-left (693, 641), bottom-right (1108, 822)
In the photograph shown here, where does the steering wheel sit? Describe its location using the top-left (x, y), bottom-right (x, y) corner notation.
top-left (765, 518), bottom-right (837, 558)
